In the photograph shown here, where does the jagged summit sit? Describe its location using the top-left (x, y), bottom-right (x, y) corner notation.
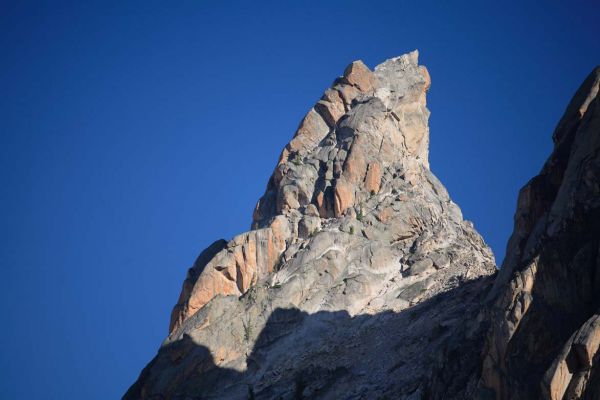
top-left (127, 52), bottom-right (496, 399)
top-left (169, 52), bottom-right (448, 334)
top-left (167, 51), bottom-right (492, 334)
top-left (253, 50), bottom-right (431, 226)
top-left (125, 51), bottom-right (600, 399)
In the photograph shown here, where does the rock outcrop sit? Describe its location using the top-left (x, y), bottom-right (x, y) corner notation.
top-left (125, 51), bottom-right (496, 399)
top-left (479, 66), bottom-right (600, 399)
top-left (125, 52), bottom-right (600, 400)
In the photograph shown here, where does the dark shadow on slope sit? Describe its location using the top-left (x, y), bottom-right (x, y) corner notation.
top-left (124, 275), bottom-right (497, 400)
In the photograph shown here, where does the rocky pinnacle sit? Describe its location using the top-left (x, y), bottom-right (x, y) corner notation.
top-left (126, 51), bottom-right (496, 399)
top-left (125, 52), bottom-right (600, 400)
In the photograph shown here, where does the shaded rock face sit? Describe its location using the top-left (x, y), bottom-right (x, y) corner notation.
top-left (126, 51), bottom-right (497, 399)
top-left (479, 67), bottom-right (600, 399)
top-left (128, 279), bottom-right (492, 400)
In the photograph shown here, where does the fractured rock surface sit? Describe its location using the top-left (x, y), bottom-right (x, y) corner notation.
top-left (125, 52), bottom-right (600, 400)
top-left (126, 51), bottom-right (496, 399)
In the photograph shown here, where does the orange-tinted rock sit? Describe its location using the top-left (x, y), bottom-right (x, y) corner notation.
top-left (315, 191), bottom-right (326, 216)
top-left (396, 102), bottom-right (429, 162)
top-left (333, 179), bottom-right (354, 216)
top-left (169, 239), bottom-right (227, 333)
top-left (170, 217), bottom-right (290, 333)
top-left (269, 215), bottom-right (290, 261)
top-left (365, 162), bottom-right (382, 194)
top-left (287, 108), bottom-right (329, 156)
top-left (315, 89), bottom-right (345, 128)
top-left (375, 206), bottom-right (393, 223)
top-left (336, 84), bottom-right (361, 109)
top-left (343, 144), bottom-right (367, 185)
top-left (343, 60), bottom-right (376, 92)
top-left (419, 65), bottom-right (431, 91)
top-left (315, 188), bottom-right (334, 218)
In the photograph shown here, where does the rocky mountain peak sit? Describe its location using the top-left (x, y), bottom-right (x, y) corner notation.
top-left (168, 52), bottom-right (439, 334)
top-left (167, 51), bottom-right (488, 336)
top-left (252, 50), bottom-right (431, 226)
top-left (128, 52), bottom-right (497, 399)
top-left (127, 51), bottom-right (600, 399)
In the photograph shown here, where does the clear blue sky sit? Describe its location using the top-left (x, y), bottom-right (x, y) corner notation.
top-left (1, 1), bottom-right (598, 398)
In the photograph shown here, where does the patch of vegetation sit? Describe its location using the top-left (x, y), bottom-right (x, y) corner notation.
top-left (349, 226), bottom-right (355, 235)
top-left (356, 209), bottom-right (364, 221)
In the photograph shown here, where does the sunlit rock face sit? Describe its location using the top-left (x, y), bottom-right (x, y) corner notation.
top-left (169, 51), bottom-right (492, 333)
top-left (170, 53), bottom-right (443, 334)
top-left (126, 50), bottom-right (600, 399)
top-left (479, 66), bottom-right (600, 400)
top-left (125, 51), bottom-right (497, 399)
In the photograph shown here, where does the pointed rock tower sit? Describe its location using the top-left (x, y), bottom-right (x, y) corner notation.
top-left (125, 51), bottom-right (497, 399)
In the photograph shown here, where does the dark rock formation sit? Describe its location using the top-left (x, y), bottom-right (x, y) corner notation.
top-left (479, 66), bottom-right (600, 399)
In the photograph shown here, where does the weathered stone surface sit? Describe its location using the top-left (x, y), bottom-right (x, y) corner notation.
top-left (128, 51), bottom-right (497, 400)
top-left (342, 60), bottom-right (376, 92)
top-left (573, 315), bottom-right (600, 369)
top-left (169, 239), bottom-right (228, 332)
top-left (170, 215), bottom-right (291, 333)
top-left (298, 214), bottom-right (321, 238)
top-left (286, 108), bottom-right (330, 158)
top-left (333, 178), bottom-right (354, 217)
top-left (130, 56), bottom-right (600, 400)
top-left (315, 89), bottom-right (345, 128)
top-left (251, 51), bottom-right (432, 231)
top-left (541, 332), bottom-right (578, 400)
top-left (364, 162), bottom-right (382, 194)
top-left (408, 258), bottom-right (434, 276)
top-left (540, 314), bottom-right (600, 400)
